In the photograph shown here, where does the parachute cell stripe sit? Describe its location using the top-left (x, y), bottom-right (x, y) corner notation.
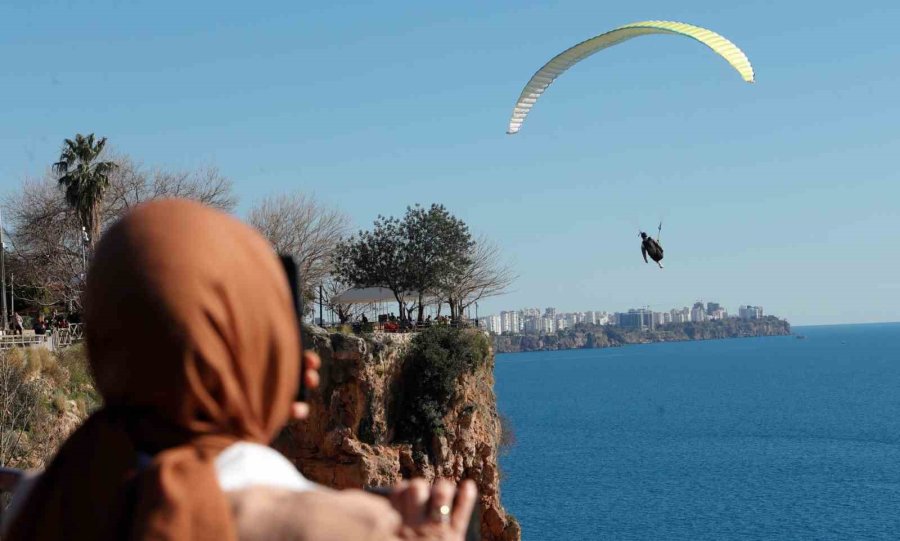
top-left (506, 20), bottom-right (755, 134)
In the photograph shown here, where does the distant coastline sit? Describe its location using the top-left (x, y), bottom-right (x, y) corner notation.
top-left (492, 316), bottom-right (791, 354)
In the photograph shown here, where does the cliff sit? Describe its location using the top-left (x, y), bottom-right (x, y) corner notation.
top-left (494, 316), bottom-right (791, 353)
top-left (275, 326), bottom-right (520, 541)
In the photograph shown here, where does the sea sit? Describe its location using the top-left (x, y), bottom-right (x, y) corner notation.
top-left (495, 323), bottom-right (900, 540)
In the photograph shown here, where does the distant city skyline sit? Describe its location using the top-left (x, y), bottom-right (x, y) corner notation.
top-left (484, 300), bottom-right (766, 334)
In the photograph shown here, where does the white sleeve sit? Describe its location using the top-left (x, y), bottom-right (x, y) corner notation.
top-left (215, 442), bottom-right (319, 493)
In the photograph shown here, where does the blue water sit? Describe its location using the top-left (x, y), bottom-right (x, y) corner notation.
top-left (495, 323), bottom-right (900, 540)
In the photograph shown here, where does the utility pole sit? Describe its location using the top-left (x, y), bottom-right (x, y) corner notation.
top-left (318, 283), bottom-right (324, 327)
top-left (81, 226), bottom-right (89, 278)
top-left (1, 205), bottom-right (7, 331)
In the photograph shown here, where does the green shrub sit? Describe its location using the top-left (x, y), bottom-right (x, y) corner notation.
top-left (395, 327), bottom-right (490, 453)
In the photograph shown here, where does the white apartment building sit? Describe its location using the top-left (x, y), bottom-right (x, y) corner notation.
top-left (523, 316), bottom-right (541, 333)
top-left (739, 306), bottom-right (763, 319)
top-left (487, 315), bottom-right (502, 335)
top-left (500, 311), bottom-right (513, 333)
top-left (690, 303), bottom-right (707, 323)
top-left (541, 316), bottom-right (555, 333)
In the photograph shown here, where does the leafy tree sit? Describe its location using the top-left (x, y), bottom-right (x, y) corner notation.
top-left (334, 215), bottom-right (409, 320)
top-left (334, 204), bottom-right (474, 324)
top-left (399, 204), bottom-right (473, 323)
top-left (52, 134), bottom-right (117, 248)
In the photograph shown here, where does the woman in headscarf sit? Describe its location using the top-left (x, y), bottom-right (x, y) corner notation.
top-left (4, 199), bottom-right (474, 541)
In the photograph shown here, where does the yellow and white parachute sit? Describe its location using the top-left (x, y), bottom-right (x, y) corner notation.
top-left (507, 20), bottom-right (755, 134)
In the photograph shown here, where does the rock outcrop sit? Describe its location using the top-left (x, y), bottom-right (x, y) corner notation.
top-left (274, 327), bottom-right (520, 541)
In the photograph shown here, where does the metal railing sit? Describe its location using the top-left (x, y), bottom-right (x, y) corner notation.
top-left (0, 324), bottom-right (83, 351)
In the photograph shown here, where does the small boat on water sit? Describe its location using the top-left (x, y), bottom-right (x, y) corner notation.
top-left (795, 335), bottom-right (807, 340)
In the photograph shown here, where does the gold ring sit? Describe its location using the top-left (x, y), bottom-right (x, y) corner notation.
top-left (430, 504), bottom-right (451, 523)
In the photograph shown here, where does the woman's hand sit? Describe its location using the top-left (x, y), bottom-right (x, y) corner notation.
top-left (391, 479), bottom-right (477, 541)
top-left (291, 350), bottom-right (322, 420)
top-left (229, 487), bottom-right (401, 541)
top-left (228, 478), bottom-right (477, 541)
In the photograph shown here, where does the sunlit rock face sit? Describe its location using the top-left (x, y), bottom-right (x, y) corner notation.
top-left (275, 327), bottom-right (520, 541)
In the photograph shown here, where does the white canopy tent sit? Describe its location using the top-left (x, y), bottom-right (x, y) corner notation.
top-left (330, 287), bottom-right (440, 305)
top-left (324, 287), bottom-right (472, 328)
top-left (330, 287), bottom-right (413, 305)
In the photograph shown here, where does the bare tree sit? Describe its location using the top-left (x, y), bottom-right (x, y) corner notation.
top-left (439, 235), bottom-right (517, 320)
top-left (248, 193), bottom-right (350, 300)
top-left (102, 155), bottom-right (235, 220)
top-left (3, 156), bottom-right (237, 310)
top-left (4, 179), bottom-right (86, 309)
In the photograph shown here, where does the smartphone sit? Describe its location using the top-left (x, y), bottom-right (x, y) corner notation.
top-left (279, 255), bottom-right (307, 401)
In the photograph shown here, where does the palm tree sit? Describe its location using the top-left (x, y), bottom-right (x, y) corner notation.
top-left (53, 133), bottom-right (117, 248)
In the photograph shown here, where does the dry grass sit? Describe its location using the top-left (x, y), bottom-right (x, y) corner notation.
top-left (28, 347), bottom-right (54, 372)
top-left (0, 346), bottom-right (99, 470)
top-left (0, 350), bottom-right (45, 468)
top-left (4, 347), bottom-right (26, 371)
top-left (51, 390), bottom-right (68, 414)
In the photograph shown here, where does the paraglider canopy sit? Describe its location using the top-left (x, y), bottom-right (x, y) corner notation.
top-left (507, 20), bottom-right (755, 134)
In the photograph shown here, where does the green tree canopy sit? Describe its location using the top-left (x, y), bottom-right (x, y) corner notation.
top-left (52, 134), bottom-right (117, 248)
top-left (333, 204), bottom-right (473, 323)
top-left (334, 214), bottom-right (408, 319)
top-left (400, 204), bottom-right (473, 323)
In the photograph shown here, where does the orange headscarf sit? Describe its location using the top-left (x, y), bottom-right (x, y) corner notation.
top-left (6, 199), bottom-right (300, 540)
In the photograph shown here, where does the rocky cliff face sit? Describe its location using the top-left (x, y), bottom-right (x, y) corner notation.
top-left (275, 327), bottom-right (520, 541)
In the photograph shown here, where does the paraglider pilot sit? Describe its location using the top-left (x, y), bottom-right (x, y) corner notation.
top-left (640, 231), bottom-right (664, 269)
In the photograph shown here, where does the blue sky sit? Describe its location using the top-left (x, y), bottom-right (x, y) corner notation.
top-left (2, 0), bottom-right (899, 325)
